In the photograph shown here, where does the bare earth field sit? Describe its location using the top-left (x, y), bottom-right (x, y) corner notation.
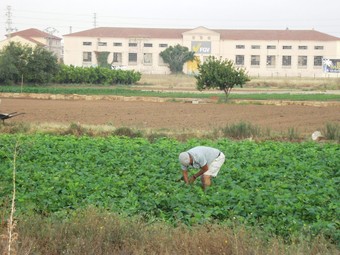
top-left (1, 97), bottom-right (340, 136)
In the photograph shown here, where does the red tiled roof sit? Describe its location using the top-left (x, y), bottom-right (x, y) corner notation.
top-left (9, 28), bottom-right (62, 40)
top-left (216, 29), bottom-right (339, 41)
top-left (64, 27), bottom-right (187, 39)
top-left (64, 27), bottom-right (339, 41)
top-left (10, 35), bottom-right (45, 46)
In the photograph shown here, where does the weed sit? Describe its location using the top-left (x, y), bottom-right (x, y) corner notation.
top-left (323, 122), bottom-right (340, 141)
top-left (286, 127), bottom-right (300, 141)
top-left (222, 121), bottom-right (262, 139)
top-left (113, 127), bottom-right (143, 138)
top-left (63, 122), bottom-right (85, 136)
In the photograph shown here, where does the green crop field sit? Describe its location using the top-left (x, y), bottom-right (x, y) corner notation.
top-left (1, 134), bottom-right (339, 244)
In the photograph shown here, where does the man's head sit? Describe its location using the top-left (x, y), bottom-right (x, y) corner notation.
top-left (179, 152), bottom-right (190, 166)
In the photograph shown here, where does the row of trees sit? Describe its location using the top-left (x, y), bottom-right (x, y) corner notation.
top-left (0, 42), bottom-right (141, 85)
top-left (0, 42), bottom-right (250, 99)
top-left (0, 42), bottom-right (59, 84)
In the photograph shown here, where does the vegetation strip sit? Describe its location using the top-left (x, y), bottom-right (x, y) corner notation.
top-left (0, 86), bottom-right (339, 101)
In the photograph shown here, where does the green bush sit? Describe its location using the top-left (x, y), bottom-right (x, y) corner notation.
top-left (53, 65), bottom-right (141, 85)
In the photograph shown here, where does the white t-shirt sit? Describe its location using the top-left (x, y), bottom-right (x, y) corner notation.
top-left (181, 146), bottom-right (220, 170)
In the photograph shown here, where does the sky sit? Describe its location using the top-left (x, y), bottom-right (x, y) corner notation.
top-left (1, 0), bottom-right (340, 40)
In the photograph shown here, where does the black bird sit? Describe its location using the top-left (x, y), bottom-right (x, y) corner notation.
top-left (0, 112), bottom-right (25, 123)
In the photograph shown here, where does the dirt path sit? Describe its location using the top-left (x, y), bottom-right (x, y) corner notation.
top-left (1, 96), bottom-right (339, 135)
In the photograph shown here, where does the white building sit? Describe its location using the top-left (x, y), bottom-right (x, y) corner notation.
top-left (63, 26), bottom-right (340, 77)
top-left (0, 28), bottom-right (63, 60)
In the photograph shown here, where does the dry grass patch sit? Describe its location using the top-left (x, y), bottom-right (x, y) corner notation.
top-left (1, 208), bottom-right (339, 255)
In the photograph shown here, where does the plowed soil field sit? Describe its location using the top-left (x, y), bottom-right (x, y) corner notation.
top-left (1, 96), bottom-right (339, 135)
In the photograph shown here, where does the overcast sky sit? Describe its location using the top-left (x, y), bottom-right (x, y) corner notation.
top-left (1, 0), bottom-right (340, 40)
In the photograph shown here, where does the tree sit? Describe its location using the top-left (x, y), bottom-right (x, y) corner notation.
top-left (0, 42), bottom-right (59, 85)
top-left (159, 44), bottom-right (195, 73)
top-left (95, 51), bottom-right (111, 68)
top-left (195, 56), bottom-right (250, 100)
top-left (0, 42), bottom-right (30, 84)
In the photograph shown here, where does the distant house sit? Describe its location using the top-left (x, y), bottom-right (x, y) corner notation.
top-left (0, 28), bottom-right (63, 60)
top-left (63, 26), bottom-right (340, 77)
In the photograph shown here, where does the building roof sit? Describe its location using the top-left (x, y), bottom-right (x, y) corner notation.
top-left (64, 27), bottom-right (187, 39)
top-left (64, 27), bottom-right (339, 41)
top-left (8, 28), bottom-right (62, 41)
top-left (216, 29), bottom-right (340, 41)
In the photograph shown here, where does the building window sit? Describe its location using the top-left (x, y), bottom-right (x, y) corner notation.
top-left (298, 56), bottom-right (307, 67)
top-left (266, 55), bottom-right (276, 67)
top-left (283, 46), bottom-right (292, 50)
top-left (129, 43), bottom-right (138, 47)
top-left (113, 42), bottom-right (122, 46)
top-left (143, 53), bottom-right (152, 64)
top-left (112, 52), bottom-right (122, 64)
top-left (251, 45), bottom-right (260, 49)
top-left (251, 55), bottom-right (260, 66)
top-left (314, 46), bottom-right (324, 50)
top-left (282, 56), bottom-right (292, 66)
top-left (83, 42), bottom-right (92, 46)
top-left (159, 43), bottom-right (168, 48)
top-left (236, 45), bottom-right (245, 49)
top-left (144, 43), bottom-right (153, 48)
top-left (235, 55), bottom-right (244, 65)
top-left (314, 56), bottom-right (323, 66)
top-left (298, 46), bottom-right (308, 50)
top-left (128, 53), bottom-right (137, 63)
top-left (98, 42), bottom-right (107, 46)
top-left (82, 52), bottom-right (92, 62)
top-left (267, 45), bottom-right (276, 49)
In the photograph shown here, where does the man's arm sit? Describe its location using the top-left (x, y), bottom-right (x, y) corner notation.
top-left (189, 164), bottom-right (208, 183)
top-left (182, 170), bottom-right (189, 184)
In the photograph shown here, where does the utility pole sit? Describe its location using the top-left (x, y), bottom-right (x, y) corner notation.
top-left (93, 13), bottom-right (97, 28)
top-left (5, 5), bottom-right (17, 38)
top-left (44, 27), bottom-right (60, 60)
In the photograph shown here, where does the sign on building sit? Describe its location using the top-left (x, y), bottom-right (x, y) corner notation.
top-left (322, 58), bottom-right (340, 73)
top-left (191, 41), bottom-right (211, 54)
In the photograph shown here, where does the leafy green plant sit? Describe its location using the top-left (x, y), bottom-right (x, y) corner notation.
top-left (0, 134), bottom-right (339, 244)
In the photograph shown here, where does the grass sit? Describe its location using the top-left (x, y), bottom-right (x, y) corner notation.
top-left (1, 207), bottom-right (339, 255)
top-left (1, 85), bottom-right (339, 102)
top-left (246, 77), bottom-right (340, 90)
top-left (1, 121), bottom-right (339, 143)
top-left (139, 74), bottom-right (340, 90)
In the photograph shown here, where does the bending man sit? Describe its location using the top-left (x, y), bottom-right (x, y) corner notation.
top-left (178, 146), bottom-right (225, 191)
